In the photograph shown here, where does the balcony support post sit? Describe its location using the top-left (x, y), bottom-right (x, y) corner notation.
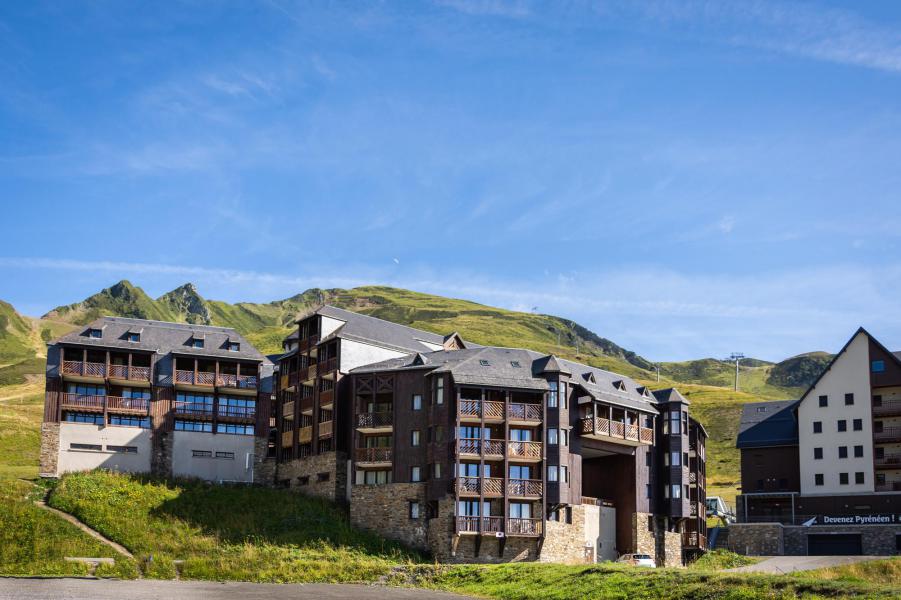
top-left (503, 388), bottom-right (510, 546)
top-left (215, 360), bottom-right (220, 388)
top-left (478, 387), bottom-right (486, 537)
top-left (127, 351), bottom-right (132, 379)
top-left (194, 359), bottom-right (198, 386)
top-left (454, 381), bottom-right (461, 535)
top-left (592, 402), bottom-right (597, 435)
top-left (105, 351), bottom-right (110, 382)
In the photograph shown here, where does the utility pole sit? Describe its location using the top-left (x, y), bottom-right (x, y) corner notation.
top-left (726, 352), bottom-right (745, 391)
top-left (654, 363), bottom-right (660, 383)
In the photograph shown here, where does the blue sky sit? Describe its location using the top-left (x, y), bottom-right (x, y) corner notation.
top-left (1, 1), bottom-right (900, 362)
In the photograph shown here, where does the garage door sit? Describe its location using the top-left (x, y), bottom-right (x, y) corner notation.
top-left (807, 534), bottom-right (862, 556)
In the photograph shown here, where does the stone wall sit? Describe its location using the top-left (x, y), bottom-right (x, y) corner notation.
top-left (277, 452), bottom-right (345, 501)
top-left (39, 422), bottom-right (59, 477)
top-left (660, 531), bottom-right (682, 567)
top-left (633, 512), bottom-right (656, 556)
top-left (150, 430), bottom-right (172, 478)
top-left (350, 482), bottom-right (429, 552)
top-left (784, 525), bottom-right (901, 556)
top-left (450, 535), bottom-right (539, 563)
top-left (541, 504), bottom-right (597, 564)
top-left (253, 437), bottom-right (276, 485)
top-left (727, 523), bottom-right (785, 556)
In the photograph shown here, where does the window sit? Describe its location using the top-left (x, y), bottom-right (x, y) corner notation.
top-left (410, 466), bottom-right (421, 482)
top-left (561, 382), bottom-right (568, 409)
top-left (357, 470), bottom-right (392, 485)
top-left (510, 361), bottom-right (521, 368)
top-left (845, 393), bottom-right (854, 405)
top-left (175, 392), bottom-right (213, 415)
top-left (409, 501), bottom-right (420, 519)
top-left (839, 472), bottom-right (849, 485)
top-left (109, 415), bottom-right (150, 428)
top-left (435, 377), bottom-right (444, 405)
top-left (435, 426), bottom-right (444, 442)
top-left (219, 397), bottom-right (255, 418)
top-left (215, 451), bottom-right (235, 459)
top-left (478, 359), bottom-right (490, 366)
top-left (815, 473), bottom-right (824, 486)
top-left (818, 395), bottom-right (828, 407)
top-left (873, 395), bottom-right (883, 407)
top-left (127, 332), bottom-right (140, 342)
top-left (853, 418), bottom-right (863, 431)
top-left (670, 484), bottom-right (681, 499)
top-left (548, 465), bottom-right (559, 482)
top-left (560, 465), bottom-right (569, 483)
top-left (669, 411), bottom-right (681, 435)
top-left (192, 338), bottom-right (204, 348)
top-left (67, 383), bottom-right (106, 396)
top-left (89, 328), bottom-right (102, 338)
top-left (756, 406), bottom-right (767, 413)
top-left (854, 445), bottom-right (864, 458)
top-left (432, 463), bottom-right (442, 479)
top-left (548, 429), bottom-right (559, 445)
top-left (548, 381), bottom-right (558, 408)
top-left (216, 423), bottom-right (254, 435)
top-left (298, 476), bottom-right (310, 486)
top-left (561, 429), bottom-right (569, 446)
top-left (411, 430), bottom-right (421, 447)
top-left (64, 412), bottom-right (104, 425)
top-left (192, 450), bottom-right (212, 457)
top-left (228, 342), bottom-right (240, 352)
top-left (317, 472), bottom-right (330, 482)
top-left (175, 420), bottom-right (213, 432)
top-left (669, 451), bottom-right (681, 467)
top-left (837, 420), bottom-right (847, 432)
top-left (872, 360), bottom-right (886, 373)
top-left (646, 452), bottom-right (652, 467)
top-left (813, 421), bottom-right (822, 434)
top-left (646, 483), bottom-right (652, 499)
top-left (814, 447), bottom-right (823, 460)
top-left (70, 443), bottom-right (102, 451)
top-left (412, 394), bottom-right (422, 410)
top-left (838, 446), bottom-right (848, 459)
top-left (855, 472), bottom-right (865, 485)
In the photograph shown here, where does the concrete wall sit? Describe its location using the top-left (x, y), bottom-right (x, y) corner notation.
top-left (57, 423), bottom-right (151, 475)
top-left (340, 339), bottom-right (409, 373)
top-left (320, 316), bottom-right (344, 339)
top-left (171, 431), bottom-right (254, 482)
top-left (798, 331), bottom-right (874, 494)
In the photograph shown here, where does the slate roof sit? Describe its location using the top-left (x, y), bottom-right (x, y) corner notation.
top-left (312, 305), bottom-right (462, 354)
top-left (735, 399), bottom-right (800, 449)
top-left (652, 387), bottom-right (690, 405)
top-left (53, 316), bottom-right (268, 362)
top-left (353, 346), bottom-right (659, 412)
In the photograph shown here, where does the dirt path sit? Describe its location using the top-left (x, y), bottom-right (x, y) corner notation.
top-left (34, 501), bottom-right (135, 560)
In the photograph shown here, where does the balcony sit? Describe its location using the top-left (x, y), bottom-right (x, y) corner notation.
top-left (508, 479), bottom-right (543, 498)
top-left (217, 405), bottom-right (256, 421)
top-left (319, 420), bottom-right (333, 438)
top-left (62, 360), bottom-right (106, 379)
top-left (876, 480), bottom-right (901, 492)
top-left (282, 400), bottom-right (295, 417)
top-left (281, 430), bottom-right (293, 448)
top-left (356, 412), bottom-right (393, 433)
top-left (459, 399), bottom-right (504, 422)
top-left (217, 374), bottom-right (258, 391)
top-left (874, 427), bottom-right (901, 443)
top-left (105, 396), bottom-right (149, 413)
top-left (579, 416), bottom-right (653, 446)
top-left (457, 477), bottom-right (504, 497)
top-left (508, 403), bottom-right (542, 424)
top-left (507, 518), bottom-right (542, 537)
top-left (305, 364), bottom-right (318, 381)
top-left (683, 532), bottom-right (708, 549)
top-left (320, 389), bottom-right (335, 408)
top-left (875, 453), bottom-right (901, 469)
top-left (107, 364), bottom-right (151, 383)
top-left (873, 398), bottom-right (901, 417)
top-left (298, 334), bottom-right (320, 353)
top-left (507, 441), bottom-right (543, 462)
top-left (319, 357), bottom-right (338, 377)
top-left (355, 447), bottom-right (392, 466)
top-left (287, 371), bottom-right (299, 389)
top-left (174, 401), bottom-right (213, 417)
top-left (457, 438), bottom-right (505, 458)
top-left (175, 370), bottom-right (216, 387)
top-left (60, 392), bottom-right (104, 411)
top-left (299, 426), bottom-right (313, 444)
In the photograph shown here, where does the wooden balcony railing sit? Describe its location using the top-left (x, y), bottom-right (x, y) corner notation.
top-left (876, 481), bottom-right (901, 492)
top-left (507, 441), bottom-right (542, 460)
top-left (357, 412), bottom-right (393, 429)
top-left (106, 396), bottom-right (149, 412)
top-left (873, 398), bottom-right (901, 416)
top-left (298, 426), bottom-right (312, 444)
top-left (683, 532), bottom-right (707, 549)
top-left (217, 374), bottom-right (258, 389)
top-left (459, 399), bottom-right (505, 420)
top-left (508, 479), bottom-right (543, 497)
top-left (508, 403), bottom-right (542, 422)
top-left (507, 518), bottom-right (542, 536)
top-left (319, 420), bottom-right (333, 438)
top-left (875, 454), bottom-right (901, 468)
top-left (298, 334), bottom-right (320, 353)
top-left (319, 357), bottom-right (338, 375)
top-left (281, 430), bottom-right (293, 447)
top-left (457, 516), bottom-right (480, 533)
top-left (306, 364), bottom-right (318, 381)
top-left (457, 476), bottom-right (480, 495)
top-left (217, 405), bottom-right (256, 419)
top-left (282, 400), bottom-right (295, 417)
top-left (62, 360), bottom-right (106, 377)
top-left (174, 370), bottom-right (215, 386)
top-left (108, 364), bottom-right (151, 381)
top-left (455, 516), bottom-right (504, 534)
top-left (320, 389), bottom-right (335, 406)
top-left (457, 438), bottom-right (505, 457)
top-left (482, 516), bottom-right (504, 533)
top-left (288, 371), bottom-right (299, 388)
top-left (60, 393), bottom-right (105, 410)
top-left (174, 401), bottom-right (213, 416)
top-left (874, 427), bottom-right (901, 442)
top-left (580, 416), bottom-right (653, 445)
top-left (355, 447), bottom-right (392, 463)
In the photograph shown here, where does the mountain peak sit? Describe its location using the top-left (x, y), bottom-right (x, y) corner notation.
top-left (158, 283), bottom-right (210, 325)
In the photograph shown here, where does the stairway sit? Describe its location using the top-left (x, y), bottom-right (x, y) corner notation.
top-left (709, 526), bottom-right (730, 551)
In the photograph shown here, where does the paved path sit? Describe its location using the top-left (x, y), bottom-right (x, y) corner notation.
top-left (33, 502), bottom-right (134, 559)
top-left (727, 555), bottom-right (890, 574)
top-left (0, 579), bottom-right (474, 600)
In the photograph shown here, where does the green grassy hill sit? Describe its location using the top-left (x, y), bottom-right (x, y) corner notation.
top-left (0, 299), bottom-right (36, 364)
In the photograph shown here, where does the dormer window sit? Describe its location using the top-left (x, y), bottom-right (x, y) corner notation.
top-left (127, 332), bottom-right (140, 343)
top-left (192, 338), bottom-right (204, 349)
top-left (613, 380), bottom-right (626, 391)
top-left (479, 359), bottom-right (490, 366)
top-left (585, 372), bottom-right (596, 384)
top-left (510, 361), bottom-right (521, 368)
top-left (228, 342), bottom-right (240, 352)
top-left (89, 328), bottom-right (102, 339)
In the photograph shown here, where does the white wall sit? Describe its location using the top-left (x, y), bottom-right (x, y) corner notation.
top-left (320, 316), bottom-right (344, 339)
top-left (339, 338), bottom-right (409, 373)
top-left (418, 340), bottom-right (444, 352)
top-left (58, 423), bottom-right (151, 475)
top-left (798, 331), bottom-right (874, 494)
top-left (172, 431), bottom-right (255, 483)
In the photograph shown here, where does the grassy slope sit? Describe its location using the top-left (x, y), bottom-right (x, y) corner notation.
top-left (0, 299), bottom-right (36, 364)
top-left (658, 360), bottom-right (803, 401)
top-left (49, 470), bottom-right (417, 581)
top-left (801, 557), bottom-right (901, 587)
top-left (0, 383), bottom-right (44, 479)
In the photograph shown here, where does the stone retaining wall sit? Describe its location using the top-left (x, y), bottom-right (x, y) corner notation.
top-left (252, 437), bottom-right (276, 485)
top-left (277, 452), bottom-right (345, 501)
top-left (784, 524), bottom-right (901, 555)
top-left (727, 523), bottom-right (785, 556)
top-left (350, 482), bottom-right (429, 551)
top-left (39, 422), bottom-right (59, 476)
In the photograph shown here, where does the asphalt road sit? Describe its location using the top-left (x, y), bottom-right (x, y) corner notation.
top-left (726, 555), bottom-right (891, 574)
top-left (0, 579), bottom-right (475, 600)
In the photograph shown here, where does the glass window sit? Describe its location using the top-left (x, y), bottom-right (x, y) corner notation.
top-left (64, 412), bottom-right (104, 425)
top-left (509, 465), bottom-right (531, 479)
top-left (815, 473), bottom-right (824, 486)
top-left (509, 502), bottom-right (531, 519)
top-left (561, 429), bottom-right (569, 446)
top-left (216, 451), bottom-right (235, 459)
top-left (561, 382), bottom-right (567, 409)
top-left (106, 445), bottom-right (137, 454)
top-left (412, 394), bottom-right (422, 410)
top-left (872, 360), bottom-right (886, 373)
top-left (89, 329), bottom-right (102, 338)
top-left (127, 333), bottom-right (140, 342)
top-left (818, 395), bottom-right (828, 407)
top-left (548, 465), bottom-right (559, 482)
top-left (109, 415), bottom-right (150, 428)
top-left (216, 423), bottom-right (254, 435)
top-left (409, 501), bottom-right (420, 519)
top-left (838, 446), bottom-right (848, 459)
top-left (174, 420), bottom-right (213, 432)
top-left (845, 393), bottom-right (855, 405)
top-left (814, 447), bottom-right (823, 460)
top-left (411, 466), bottom-right (421, 482)
top-left (192, 338), bottom-right (204, 348)
top-left (192, 450), bottom-right (212, 457)
top-left (364, 470), bottom-right (392, 485)
top-left (228, 342), bottom-right (240, 352)
top-left (70, 443), bottom-right (101, 451)
top-left (854, 445), bottom-right (864, 458)
top-left (218, 396), bottom-right (256, 418)
top-left (432, 463), bottom-right (442, 479)
top-left (671, 485), bottom-right (681, 499)
top-left (435, 377), bottom-right (444, 405)
top-left (547, 429), bottom-right (559, 445)
top-left (853, 418), bottom-right (863, 431)
top-left (837, 420), bottom-right (847, 432)
top-left (855, 472), bottom-right (865, 485)
top-left (67, 383), bottom-right (106, 396)
top-left (122, 388), bottom-right (151, 400)
top-left (813, 421), bottom-right (822, 434)
top-left (670, 451), bottom-right (681, 467)
top-left (669, 411), bottom-right (681, 435)
top-left (411, 430), bottom-right (421, 447)
top-left (548, 381), bottom-right (558, 408)
top-left (560, 465), bottom-right (569, 483)
top-left (839, 472), bottom-right (849, 485)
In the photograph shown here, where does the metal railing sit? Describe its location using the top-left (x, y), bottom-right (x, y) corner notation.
top-left (875, 453), bottom-right (901, 468)
top-left (174, 401), bottom-right (213, 416)
top-left (873, 398), bottom-right (901, 416)
top-left (874, 427), bottom-right (901, 442)
top-left (217, 405), bottom-right (256, 419)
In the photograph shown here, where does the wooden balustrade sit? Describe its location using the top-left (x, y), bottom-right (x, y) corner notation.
top-left (306, 364), bottom-right (318, 381)
top-left (60, 393), bottom-right (105, 410)
top-left (625, 424), bottom-right (639, 441)
top-left (456, 516), bottom-right (480, 533)
top-left (319, 357), bottom-right (338, 374)
top-left (217, 405), bottom-right (256, 419)
top-left (507, 441), bottom-right (542, 460)
top-left (481, 516), bottom-right (504, 533)
top-left (298, 426), bottom-right (313, 444)
top-left (107, 364), bottom-right (151, 381)
top-left (639, 427), bottom-right (654, 444)
top-left (875, 454), bottom-right (901, 468)
top-left (508, 403), bottom-right (542, 422)
top-left (175, 370), bottom-right (216, 386)
top-left (217, 374), bottom-right (259, 389)
top-left (174, 401), bottom-right (213, 416)
top-left (874, 427), bottom-right (901, 442)
top-left (356, 412), bottom-right (393, 429)
top-left (457, 477), bottom-right (480, 495)
top-left (507, 518), bottom-right (542, 536)
top-left (319, 420), bottom-right (333, 438)
top-left (580, 416), bottom-right (653, 446)
top-left (281, 430), bottom-right (293, 447)
top-left (106, 396), bottom-right (149, 412)
top-left (459, 399), bottom-right (504, 419)
top-left (320, 389), bottom-right (335, 406)
top-left (508, 479), bottom-right (543, 497)
top-left (288, 372), bottom-right (299, 388)
top-left (62, 361), bottom-right (107, 377)
top-left (873, 398), bottom-right (901, 416)
top-left (683, 532), bottom-right (707, 548)
top-left (876, 481), bottom-right (901, 492)
top-left (282, 400), bottom-right (295, 417)
top-left (355, 447), bottom-right (392, 463)
top-left (610, 420), bottom-right (625, 437)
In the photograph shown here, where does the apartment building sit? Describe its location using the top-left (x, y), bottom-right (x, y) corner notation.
top-left (343, 344), bottom-right (707, 565)
top-left (273, 305), bottom-right (467, 500)
top-left (39, 317), bottom-right (274, 483)
top-left (733, 328), bottom-right (901, 556)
